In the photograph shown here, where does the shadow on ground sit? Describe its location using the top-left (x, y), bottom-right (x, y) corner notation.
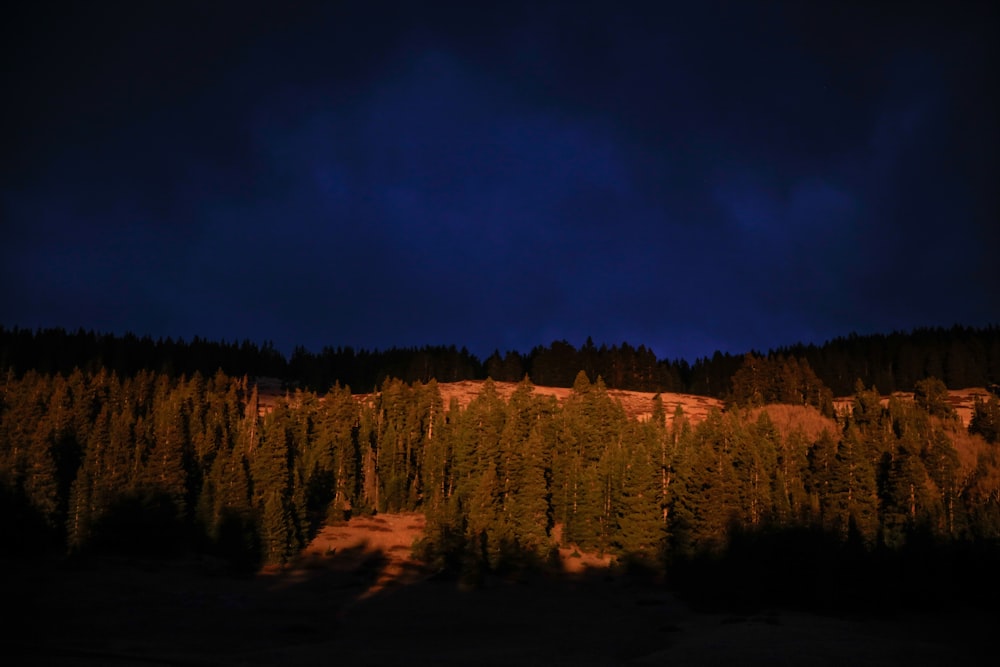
top-left (6, 528), bottom-right (996, 666)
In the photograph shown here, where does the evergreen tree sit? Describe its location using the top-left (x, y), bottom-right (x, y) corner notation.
top-left (24, 416), bottom-right (61, 530)
top-left (969, 395), bottom-right (1000, 443)
top-left (671, 409), bottom-right (742, 554)
top-left (319, 383), bottom-right (361, 518)
top-left (922, 425), bottom-right (961, 536)
top-left (728, 354), bottom-right (833, 413)
top-left (729, 353), bottom-right (773, 406)
top-left (454, 379), bottom-right (506, 561)
top-left (830, 425), bottom-right (879, 544)
top-left (147, 378), bottom-right (189, 519)
top-left (806, 429), bottom-right (838, 528)
top-left (465, 459), bottom-right (502, 568)
top-left (261, 488), bottom-right (295, 565)
top-left (498, 378), bottom-right (554, 556)
top-left (772, 426), bottom-right (809, 525)
top-left (66, 399), bottom-right (118, 550)
top-left (881, 435), bottom-right (936, 548)
top-left (851, 380), bottom-right (884, 428)
top-left (740, 411), bottom-right (779, 527)
top-left (66, 464), bottom-right (94, 551)
top-left (421, 396), bottom-right (455, 517)
top-left (913, 377), bottom-right (954, 419)
top-left (614, 420), bottom-right (665, 561)
top-left (251, 401), bottom-right (300, 561)
top-left (369, 378), bottom-right (430, 512)
top-left (664, 404), bottom-right (692, 526)
top-left (554, 372), bottom-right (625, 552)
top-left (203, 433), bottom-right (253, 547)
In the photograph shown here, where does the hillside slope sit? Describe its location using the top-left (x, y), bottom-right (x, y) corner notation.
top-left (433, 379), bottom-right (723, 424)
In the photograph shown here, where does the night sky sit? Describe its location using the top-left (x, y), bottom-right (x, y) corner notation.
top-left (3, 1), bottom-right (997, 363)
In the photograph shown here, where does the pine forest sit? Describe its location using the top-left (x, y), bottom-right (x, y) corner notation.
top-left (3, 326), bottom-right (1000, 610)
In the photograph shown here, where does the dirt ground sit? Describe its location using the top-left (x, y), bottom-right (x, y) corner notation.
top-left (8, 512), bottom-right (993, 666)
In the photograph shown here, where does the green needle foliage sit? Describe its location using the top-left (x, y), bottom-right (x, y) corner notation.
top-left (2, 360), bottom-right (998, 579)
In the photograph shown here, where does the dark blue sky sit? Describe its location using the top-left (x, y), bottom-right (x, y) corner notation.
top-left (3, 1), bottom-right (998, 362)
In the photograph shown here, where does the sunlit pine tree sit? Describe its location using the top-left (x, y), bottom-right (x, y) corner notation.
top-left (739, 411), bottom-right (779, 528)
top-left (921, 425), bottom-right (961, 537)
top-left (669, 409), bottom-right (740, 555)
top-left (251, 400), bottom-right (300, 563)
top-left (261, 488), bottom-right (295, 565)
top-left (969, 394), bottom-right (1000, 443)
top-left (455, 379), bottom-right (506, 561)
top-left (498, 378), bottom-right (554, 557)
top-left (881, 439), bottom-right (935, 548)
top-left (880, 398), bottom-right (938, 547)
top-left (281, 388), bottom-right (327, 537)
top-left (913, 377), bottom-right (954, 420)
top-left (423, 395), bottom-right (460, 517)
top-left (554, 372), bottom-right (626, 552)
top-left (317, 382), bottom-right (361, 518)
top-left (368, 378), bottom-right (417, 512)
top-left (806, 429), bottom-right (838, 527)
top-left (831, 424), bottom-right (880, 544)
top-left (407, 379), bottom-right (443, 509)
top-left (0, 371), bottom-right (48, 493)
top-left (23, 377), bottom-right (68, 531)
top-left (66, 403), bottom-right (113, 550)
top-left (771, 427), bottom-right (810, 526)
top-left (663, 403), bottom-right (692, 529)
top-left (147, 376), bottom-right (189, 519)
top-left (614, 419), bottom-right (665, 562)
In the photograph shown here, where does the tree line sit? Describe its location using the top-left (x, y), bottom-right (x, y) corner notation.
top-left (3, 362), bottom-right (999, 584)
top-left (3, 324), bottom-right (999, 397)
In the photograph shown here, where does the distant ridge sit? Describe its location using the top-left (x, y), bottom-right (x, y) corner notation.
top-left (2, 323), bottom-right (998, 398)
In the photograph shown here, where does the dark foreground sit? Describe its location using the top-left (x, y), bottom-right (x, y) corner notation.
top-left (4, 551), bottom-right (993, 667)
top-left (0, 555), bottom-right (996, 667)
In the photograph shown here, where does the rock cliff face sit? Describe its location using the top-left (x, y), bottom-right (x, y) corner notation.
top-left (360, 378), bottom-right (725, 424)
top-left (831, 387), bottom-right (993, 427)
